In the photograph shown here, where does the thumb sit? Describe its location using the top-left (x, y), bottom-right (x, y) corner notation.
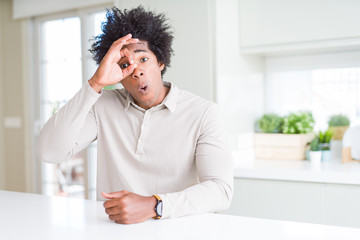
top-left (101, 191), bottom-right (127, 199)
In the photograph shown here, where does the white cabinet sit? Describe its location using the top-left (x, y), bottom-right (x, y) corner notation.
top-left (239, 0), bottom-right (360, 54)
top-left (222, 178), bottom-right (360, 228)
top-left (325, 184), bottom-right (360, 228)
top-left (222, 178), bottom-right (325, 224)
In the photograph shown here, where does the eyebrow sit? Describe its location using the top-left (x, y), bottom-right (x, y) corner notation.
top-left (120, 48), bottom-right (149, 61)
top-left (134, 49), bottom-right (148, 53)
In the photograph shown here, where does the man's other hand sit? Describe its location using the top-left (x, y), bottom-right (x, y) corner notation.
top-left (102, 190), bottom-right (157, 224)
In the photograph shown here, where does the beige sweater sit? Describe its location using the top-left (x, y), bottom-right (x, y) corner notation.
top-left (37, 81), bottom-right (233, 219)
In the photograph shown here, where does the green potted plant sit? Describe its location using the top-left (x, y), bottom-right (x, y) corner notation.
top-left (282, 111), bottom-right (315, 134)
top-left (254, 111), bottom-right (315, 160)
top-left (257, 113), bottom-right (284, 133)
top-left (328, 114), bottom-right (350, 140)
top-left (318, 129), bottom-right (334, 162)
top-left (309, 136), bottom-right (322, 164)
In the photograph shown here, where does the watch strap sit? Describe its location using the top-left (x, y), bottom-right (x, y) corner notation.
top-left (153, 194), bottom-right (162, 219)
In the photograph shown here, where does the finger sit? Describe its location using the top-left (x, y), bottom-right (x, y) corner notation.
top-left (101, 192), bottom-right (115, 199)
top-left (102, 190), bottom-right (127, 199)
top-left (125, 38), bottom-right (139, 45)
top-left (106, 40), bottom-right (137, 64)
top-left (114, 33), bottom-right (132, 44)
top-left (105, 206), bottom-right (121, 215)
top-left (104, 35), bottom-right (139, 64)
top-left (108, 213), bottom-right (123, 221)
top-left (120, 48), bottom-right (133, 64)
top-left (103, 198), bottom-right (119, 209)
top-left (115, 219), bottom-right (131, 224)
top-left (122, 63), bottom-right (137, 78)
top-left (112, 35), bottom-right (139, 51)
top-left (120, 33), bottom-right (139, 44)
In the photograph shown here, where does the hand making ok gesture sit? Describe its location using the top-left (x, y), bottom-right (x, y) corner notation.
top-left (89, 34), bottom-right (139, 93)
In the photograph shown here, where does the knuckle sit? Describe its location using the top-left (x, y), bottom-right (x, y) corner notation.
top-left (105, 208), bottom-right (111, 214)
top-left (109, 213), bottom-right (122, 221)
top-left (118, 197), bottom-right (128, 205)
top-left (119, 216), bottom-right (130, 224)
top-left (122, 213), bottom-right (129, 220)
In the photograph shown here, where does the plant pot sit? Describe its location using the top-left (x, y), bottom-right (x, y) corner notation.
top-left (328, 126), bottom-right (349, 140)
top-left (321, 150), bottom-right (331, 162)
top-left (254, 133), bottom-right (314, 160)
top-left (319, 143), bottom-right (330, 150)
top-left (306, 149), bottom-right (310, 160)
top-left (309, 151), bottom-right (322, 164)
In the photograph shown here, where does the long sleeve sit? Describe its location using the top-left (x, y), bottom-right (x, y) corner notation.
top-left (37, 80), bottom-right (233, 219)
top-left (158, 104), bottom-right (234, 219)
top-left (36, 82), bottom-right (101, 163)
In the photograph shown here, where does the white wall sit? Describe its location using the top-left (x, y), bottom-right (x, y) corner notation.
top-left (115, 0), bottom-right (215, 101)
top-left (0, 0), bottom-right (6, 190)
top-left (215, 0), bottom-right (264, 150)
top-left (115, 0), bottom-right (265, 149)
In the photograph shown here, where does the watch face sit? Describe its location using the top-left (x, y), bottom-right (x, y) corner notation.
top-left (156, 201), bottom-right (163, 216)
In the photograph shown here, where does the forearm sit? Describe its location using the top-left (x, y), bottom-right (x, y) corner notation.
top-left (36, 82), bottom-right (100, 163)
top-left (158, 103), bottom-right (234, 219)
top-left (160, 147), bottom-right (234, 219)
top-left (159, 175), bottom-right (233, 219)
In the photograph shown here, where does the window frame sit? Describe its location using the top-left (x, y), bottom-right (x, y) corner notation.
top-left (31, 4), bottom-right (111, 199)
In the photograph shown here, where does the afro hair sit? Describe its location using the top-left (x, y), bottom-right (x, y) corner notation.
top-left (90, 6), bottom-right (174, 76)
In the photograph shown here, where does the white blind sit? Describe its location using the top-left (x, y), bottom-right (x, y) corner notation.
top-left (13, 0), bottom-right (113, 19)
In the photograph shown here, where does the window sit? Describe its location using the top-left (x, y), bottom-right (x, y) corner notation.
top-left (35, 7), bottom-right (109, 199)
top-left (265, 51), bottom-right (360, 131)
top-left (40, 16), bottom-right (84, 198)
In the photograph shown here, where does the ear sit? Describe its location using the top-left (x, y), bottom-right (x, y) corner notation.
top-left (159, 63), bottom-right (165, 71)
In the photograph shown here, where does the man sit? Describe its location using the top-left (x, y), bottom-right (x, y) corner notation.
top-left (37, 6), bottom-right (233, 224)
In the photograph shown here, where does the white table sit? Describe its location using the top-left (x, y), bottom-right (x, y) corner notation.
top-left (1, 191), bottom-right (360, 240)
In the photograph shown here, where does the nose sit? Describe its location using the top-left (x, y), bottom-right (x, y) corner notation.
top-left (131, 66), bottom-right (144, 79)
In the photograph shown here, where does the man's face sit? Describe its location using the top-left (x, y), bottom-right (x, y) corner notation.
top-left (119, 41), bottom-right (167, 110)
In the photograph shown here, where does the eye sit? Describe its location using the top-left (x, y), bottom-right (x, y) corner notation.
top-left (140, 57), bottom-right (148, 63)
top-left (119, 62), bottom-right (129, 69)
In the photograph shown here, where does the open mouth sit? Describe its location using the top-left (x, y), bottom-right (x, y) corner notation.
top-left (138, 83), bottom-right (149, 94)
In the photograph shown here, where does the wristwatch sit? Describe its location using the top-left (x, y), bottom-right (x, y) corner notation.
top-left (153, 194), bottom-right (163, 219)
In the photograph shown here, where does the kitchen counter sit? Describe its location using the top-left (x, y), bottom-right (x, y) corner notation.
top-left (232, 151), bottom-right (360, 185)
top-left (228, 151), bottom-right (360, 228)
top-left (2, 190), bottom-right (360, 239)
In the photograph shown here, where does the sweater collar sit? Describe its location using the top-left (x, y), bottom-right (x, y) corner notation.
top-left (124, 81), bottom-right (178, 113)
